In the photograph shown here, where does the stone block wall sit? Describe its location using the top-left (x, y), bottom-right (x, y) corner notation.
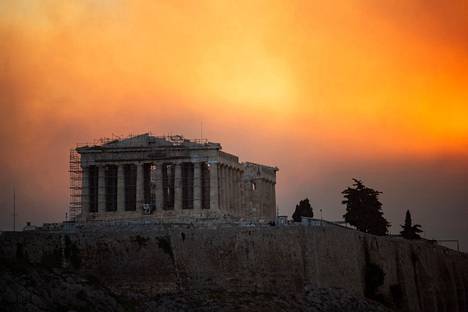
top-left (1, 225), bottom-right (467, 311)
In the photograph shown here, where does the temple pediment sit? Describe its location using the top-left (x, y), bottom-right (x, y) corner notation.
top-left (78, 133), bottom-right (219, 152)
top-left (103, 134), bottom-right (171, 148)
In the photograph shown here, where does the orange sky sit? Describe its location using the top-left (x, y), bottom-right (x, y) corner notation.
top-left (0, 1), bottom-right (467, 249)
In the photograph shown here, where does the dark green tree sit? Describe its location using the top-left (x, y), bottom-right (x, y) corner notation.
top-left (292, 198), bottom-right (313, 222)
top-left (400, 210), bottom-right (423, 239)
top-left (342, 179), bottom-right (390, 235)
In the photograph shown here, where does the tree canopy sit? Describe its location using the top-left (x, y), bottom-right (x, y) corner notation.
top-left (400, 210), bottom-right (423, 239)
top-left (342, 179), bottom-right (390, 235)
top-left (292, 198), bottom-right (313, 222)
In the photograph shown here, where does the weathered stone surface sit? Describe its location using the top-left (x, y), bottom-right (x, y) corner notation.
top-left (0, 258), bottom-right (392, 312)
top-left (133, 288), bottom-right (393, 312)
top-left (1, 225), bottom-right (467, 311)
top-left (0, 259), bottom-right (125, 312)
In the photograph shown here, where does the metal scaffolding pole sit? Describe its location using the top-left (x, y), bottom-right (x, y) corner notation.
top-left (68, 148), bottom-right (83, 221)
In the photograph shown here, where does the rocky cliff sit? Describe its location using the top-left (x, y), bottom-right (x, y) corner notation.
top-left (1, 224), bottom-right (467, 311)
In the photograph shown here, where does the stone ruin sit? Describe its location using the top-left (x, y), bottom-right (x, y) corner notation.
top-left (74, 133), bottom-right (278, 223)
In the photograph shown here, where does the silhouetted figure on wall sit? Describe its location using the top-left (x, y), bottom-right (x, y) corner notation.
top-left (400, 210), bottom-right (423, 239)
top-left (292, 198), bottom-right (313, 222)
top-left (342, 179), bottom-right (390, 235)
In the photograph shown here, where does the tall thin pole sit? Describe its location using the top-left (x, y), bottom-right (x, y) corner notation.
top-left (13, 188), bottom-right (16, 232)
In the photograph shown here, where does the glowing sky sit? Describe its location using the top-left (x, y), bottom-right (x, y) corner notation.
top-left (0, 1), bottom-right (467, 250)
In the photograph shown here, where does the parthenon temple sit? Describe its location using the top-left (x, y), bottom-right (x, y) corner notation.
top-left (75, 134), bottom-right (278, 222)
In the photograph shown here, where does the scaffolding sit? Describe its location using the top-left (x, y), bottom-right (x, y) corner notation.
top-left (68, 137), bottom-right (113, 220)
top-left (68, 148), bottom-right (82, 221)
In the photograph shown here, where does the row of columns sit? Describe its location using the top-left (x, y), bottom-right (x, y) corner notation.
top-left (81, 161), bottom-right (220, 214)
top-left (218, 164), bottom-right (242, 216)
top-left (193, 162), bottom-right (202, 210)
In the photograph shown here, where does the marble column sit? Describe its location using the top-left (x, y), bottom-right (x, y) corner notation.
top-left (218, 165), bottom-right (224, 210)
top-left (227, 166), bottom-right (232, 213)
top-left (81, 165), bottom-right (89, 215)
top-left (155, 163), bottom-right (164, 211)
top-left (224, 166), bottom-right (229, 210)
top-left (231, 168), bottom-right (236, 213)
top-left (230, 168), bottom-right (236, 215)
top-left (136, 163), bottom-right (144, 213)
top-left (272, 182), bottom-right (276, 216)
top-left (193, 162), bottom-right (201, 211)
top-left (240, 171), bottom-right (245, 213)
top-left (224, 166), bottom-right (229, 211)
top-left (117, 164), bottom-right (125, 212)
top-left (239, 171), bottom-right (243, 214)
top-left (222, 165), bottom-right (228, 211)
top-left (234, 169), bottom-right (240, 216)
top-left (174, 163), bottom-right (182, 210)
top-left (209, 162), bottom-right (219, 211)
top-left (98, 165), bottom-right (106, 213)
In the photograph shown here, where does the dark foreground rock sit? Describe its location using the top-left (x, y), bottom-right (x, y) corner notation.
top-left (136, 288), bottom-right (394, 312)
top-left (1, 259), bottom-right (393, 312)
top-left (0, 259), bottom-right (124, 312)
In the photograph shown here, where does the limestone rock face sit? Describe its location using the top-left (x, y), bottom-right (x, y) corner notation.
top-left (0, 260), bottom-right (392, 312)
top-left (1, 225), bottom-right (467, 311)
top-left (132, 288), bottom-right (394, 312)
top-left (0, 260), bottom-right (125, 312)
